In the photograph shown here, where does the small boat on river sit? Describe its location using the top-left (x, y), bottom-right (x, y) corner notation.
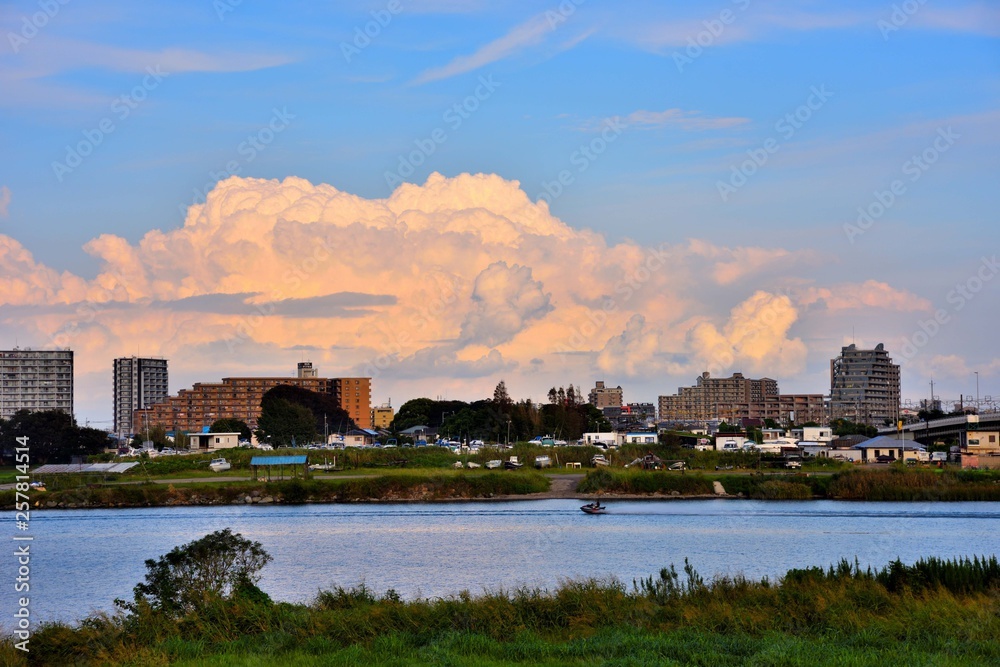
top-left (580, 501), bottom-right (606, 515)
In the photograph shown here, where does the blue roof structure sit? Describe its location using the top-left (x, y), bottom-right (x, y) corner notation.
top-left (251, 455), bottom-right (307, 465)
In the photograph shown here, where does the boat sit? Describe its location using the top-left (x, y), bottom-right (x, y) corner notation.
top-left (504, 456), bottom-right (524, 470)
top-left (591, 454), bottom-right (609, 467)
top-left (208, 457), bottom-right (231, 472)
top-left (580, 501), bottom-right (607, 515)
top-left (535, 455), bottom-right (552, 468)
top-left (466, 461), bottom-right (481, 469)
top-left (485, 459), bottom-right (502, 469)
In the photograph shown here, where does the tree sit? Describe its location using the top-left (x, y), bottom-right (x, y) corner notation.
top-left (492, 380), bottom-right (512, 413)
top-left (261, 385), bottom-right (353, 436)
top-left (119, 528), bottom-right (272, 617)
top-left (255, 398), bottom-right (316, 447)
top-left (130, 424), bottom-right (172, 450)
top-left (0, 410), bottom-right (111, 464)
top-left (211, 418), bottom-right (252, 442)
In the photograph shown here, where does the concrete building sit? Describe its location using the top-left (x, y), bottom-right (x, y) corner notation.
top-left (0, 348), bottom-right (74, 419)
top-left (830, 343), bottom-right (900, 426)
top-left (589, 381), bottom-right (623, 409)
top-left (113, 357), bottom-right (169, 437)
top-left (372, 403), bottom-right (394, 429)
top-left (961, 429), bottom-right (1000, 469)
top-left (659, 372), bottom-right (779, 422)
top-left (135, 366), bottom-right (372, 433)
top-left (333, 378), bottom-right (373, 429)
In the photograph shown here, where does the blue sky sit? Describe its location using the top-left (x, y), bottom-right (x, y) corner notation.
top-left (1, 0), bottom-right (998, 424)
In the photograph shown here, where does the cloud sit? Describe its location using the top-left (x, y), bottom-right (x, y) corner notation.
top-left (0, 186), bottom-right (9, 217)
top-left (689, 291), bottom-right (808, 378)
top-left (412, 12), bottom-right (580, 84)
top-left (0, 172), bottom-right (930, 419)
top-left (460, 262), bottom-right (552, 346)
top-left (620, 109), bottom-right (750, 132)
top-left (798, 281), bottom-right (932, 312)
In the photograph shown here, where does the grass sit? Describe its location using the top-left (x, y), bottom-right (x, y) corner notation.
top-left (3, 555), bottom-right (998, 666)
top-left (2, 472), bottom-right (551, 508)
top-left (577, 467), bottom-right (1000, 501)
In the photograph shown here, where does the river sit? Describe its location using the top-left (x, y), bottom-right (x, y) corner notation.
top-left (3, 499), bottom-right (999, 624)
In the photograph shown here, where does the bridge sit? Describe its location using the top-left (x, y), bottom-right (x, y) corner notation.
top-left (877, 412), bottom-right (1000, 445)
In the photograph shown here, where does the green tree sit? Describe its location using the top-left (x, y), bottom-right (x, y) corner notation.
top-left (0, 409), bottom-right (111, 464)
top-left (210, 418), bottom-right (252, 442)
top-left (262, 385), bottom-right (354, 436)
top-left (256, 398), bottom-right (316, 447)
top-left (131, 424), bottom-right (172, 450)
top-left (492, 380), bottom-right (513, 413)
top-left (118, 528), bottom-right (272, 617)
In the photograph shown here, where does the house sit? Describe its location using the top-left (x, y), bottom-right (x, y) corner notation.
top-left (715, 435), bottom-right (749, 451)
top-left (961, 430), bottom-right (1000, 469)
top-left (799, 443), bottom-right (831, 458)
top-left (620, 431), bottom-right (658, 445)
top-left (851, 436), bottom-right (926, 463)
top-left (343, 428), bottom-right (379, 447)
top-left (188, 432), bottom-right (241, 451)
top-left (793, 426), bottom-right (834, 443)
top-left (761, 429), bottom-right (786, 441)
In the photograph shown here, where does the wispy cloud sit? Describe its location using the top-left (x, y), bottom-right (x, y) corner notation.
top-left (412, 12), bottom-right (581, 84)
top-left (622, 108), bottom-right (750, 132)
top-left (0, 186), bottom-right (9, 218)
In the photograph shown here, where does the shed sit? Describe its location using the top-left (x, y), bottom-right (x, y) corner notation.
top-left (250, 455), bottom-right (308, 481)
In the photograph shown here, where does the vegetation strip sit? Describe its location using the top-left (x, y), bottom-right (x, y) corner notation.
top-left (2, 529), bottom-right (998, 666)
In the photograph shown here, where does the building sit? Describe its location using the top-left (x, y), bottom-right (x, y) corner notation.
top-left (332, 378), bottom-right (373, 429)
top-left (961, 429), bottom-right (1000, 469)
top-left (372, 403), bottom-right (394, 430)
top-left (588, 381), bottom-right (623, 409)
top-left (113, 357), bottom-right (169, 437)
top-left (659, 372), bottom-right (825, 425)
top-left (0, 348), bottom-right (74, 419)
top-left (830, 343), bottom-right (900, 426)
top-left (135, 365), bottom-right (372, 433)
top-left (188, 432), bottom-right (241, 451)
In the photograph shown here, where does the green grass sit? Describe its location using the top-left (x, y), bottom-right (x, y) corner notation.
top-left (0, 466), bottom-right (19, 484)
top-left (4, 556), bottom-right (998, 666)
top-left (2, 472), bottom-right (551, 508)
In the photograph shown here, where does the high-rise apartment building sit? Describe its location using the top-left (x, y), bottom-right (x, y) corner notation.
top-left (589, 381), bottom-right (623, 409)
top-left (0, 348), bottom-right (74, 418)
top-left (372, 403), bottom-right (394, 430)
top-left (113, 357), bottom-right (169, 436)
top-left (135, 366), bottom-right (372, 433)
top-left (658, 372), bottom-right (826, 424)
top-left (830, 343), bottom-right (900, 426)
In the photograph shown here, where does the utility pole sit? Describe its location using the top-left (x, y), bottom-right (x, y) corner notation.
top-left (975, 371), bottom-right (980, 412)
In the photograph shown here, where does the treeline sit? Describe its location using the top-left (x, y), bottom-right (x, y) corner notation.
top-left (0, 409), bottom-right (110, 465)
top-left (392, 380), bottom-right (611, 441)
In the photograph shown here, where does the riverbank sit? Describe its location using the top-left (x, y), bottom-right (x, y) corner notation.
top-left (4, 554), bottom-right (998, 666)
top-left (8, 467), bottom-right (999, 509)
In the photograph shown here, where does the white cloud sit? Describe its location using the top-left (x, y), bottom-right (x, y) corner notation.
top-left (412, 12), bottom-right (581, 84)
top-left (0, 172), bottom-right (930, 418)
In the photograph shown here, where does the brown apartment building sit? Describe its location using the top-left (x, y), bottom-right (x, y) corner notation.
top-left (659, 372), bottom-right (826, 424)
top-left (134, 364), bottom-right (372, 434)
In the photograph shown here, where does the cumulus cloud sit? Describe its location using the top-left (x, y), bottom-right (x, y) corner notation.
top-left (0, 172), bottom-right (929, 418)
top-left (689, 291), bottom-right (808, 377)
top-left (460, 262), bottom-right (552, 346)
top-left (798, 280), bottom-right (932, 312)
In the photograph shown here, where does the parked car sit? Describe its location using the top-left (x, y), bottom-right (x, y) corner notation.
top-left (875, 455), bottom-right (894, 464)
top-left (785, 459), bottom-right (802, 469)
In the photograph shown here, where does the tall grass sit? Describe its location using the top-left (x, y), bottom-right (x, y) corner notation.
top-left (3, 555), bottom-right (998, 666)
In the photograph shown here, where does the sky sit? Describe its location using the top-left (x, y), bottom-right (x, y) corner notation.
top-left (0, 0), bottom-right (998, 427)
